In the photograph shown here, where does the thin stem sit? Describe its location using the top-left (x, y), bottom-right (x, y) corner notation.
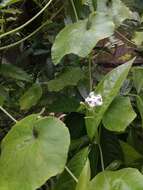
top-left (115, 31), bottom-right (136, 46)
top-left (0, 20), bottom-right (50, 50)
top-left (0, 106), bottom-right (17, 123)
top-left (70, 0), bottom-right (79, 22)
top-left (65, 166), bottom-right (78, 183)
top-left (88, 54), bottom-right (92, 92)
top-left (0, 0), bottom-right (54, 40)
top-left (98, 143), bottom-right (105, 171)
top-left (0, 4), bottom-right (64, 51)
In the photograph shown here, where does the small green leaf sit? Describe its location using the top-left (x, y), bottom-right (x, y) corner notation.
top-left (0, 114), bottom-right (70, 190)
top-left (48, 67), bottom-right (84, 92)
top-left (132, 67), bottom-right (143, 93)
top-left (52, 0), bottom-right (132, 65)
top-left (120, 140), bottom-right (143, 166)
top-left (89, 168), bottom-right (143, 190)
top-left (85, 59), bottom-right (134, 139)
top-left (136, 95), bottom-right (143, 128)
top-left (0, 63), bottom-right (31, 82)
top-left (102, 96), bottom-right (136, 132)
top-left (0, 0), bottom-right (21, 8)
top-left (76, 160), bottom-right (91, 190)
top-left (132, 31), bottom-right (143, 46)
top-left (0, 85), bottom-right (8, 106)
top-left (54, 147), bottom-right (89, 190)
top-left (19, 83), bottom-right (42, 110)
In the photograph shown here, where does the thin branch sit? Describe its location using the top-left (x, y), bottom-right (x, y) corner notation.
top-left (65, 166), bottom-right (78, 183)
top-left (0, 0), bottom-right (54, 39)
top-left (0, 20), bottom-right (50, 50)
top-left (70, 0), bottom-right (79, 22)
top-left (0, 106), bottom-right (17, 123)
top-left (98, 144), bottom-right (105, 171)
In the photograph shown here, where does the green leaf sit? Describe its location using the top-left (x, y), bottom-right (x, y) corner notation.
top-left (19, 83), bottom-right (42, 110)
top-left (0, 0), bottom-right (21, 8)
top-left (102, 96), bottom-right (136, 132)
top-left (120, 140), bottom-right (143, 166)
top-left (0, 85), bottom-right (8, 106)
top-left (76, 160), bottom-right (91, 190)
top-left (48, 67), bottom-right (84, 92)
top-left (89, 168), bottom-right (143, 190)
top-left (85, 59), bottom-right (134, 140)
top-left (52, 0), bottom-right (132, 65)
top-left (0, 114), bottom-right (70, 190)
top-left (132, 32), bottom-right (143, 46)
top-left (132, 67), bottom-right (143, 93)
top-left (48, 96), bottom-right (80, 112)
top-left (101, 128), bottom-right (123, 168)
top-left (136, 95), bottom-right (143, 128)
top-left (0, 63), bottom-right (31, 82)
top-left (54, 147), bottom-right (89, 190)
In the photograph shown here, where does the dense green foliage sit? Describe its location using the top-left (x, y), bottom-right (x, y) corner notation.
top-left (1, 0), bottom-right (143, 189)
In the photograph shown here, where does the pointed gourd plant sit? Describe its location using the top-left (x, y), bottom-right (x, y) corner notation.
top-left (1, 0), bottom-right (143, 190)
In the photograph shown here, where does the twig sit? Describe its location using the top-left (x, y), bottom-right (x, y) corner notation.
top-left (65, 166), bottom-right (78, 183)
top-left (0, 106), bottom-right (17, 123)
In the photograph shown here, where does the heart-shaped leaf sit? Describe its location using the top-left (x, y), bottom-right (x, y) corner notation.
top-left (0, 114), bottom-right (70, 190)
top-left (52, 0), bottom-right (132, 65)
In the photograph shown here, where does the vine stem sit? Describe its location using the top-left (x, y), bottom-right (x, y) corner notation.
top-left (65, 166), bottom-right (78, 183)
top-left (0, 4), bottom-right (64, 50)
top-left (0, 106), bottom-right (17, 123)
top-left (88, 53), bottom-right (93, 92)
top-left (0, 20), bottom-right (51, 50)
top-left (0, 0), bottom-right (54, 39)
top-left (70, 0), bottom-right (79, 22)
top-left (98, 143), bottom-right (105, 171)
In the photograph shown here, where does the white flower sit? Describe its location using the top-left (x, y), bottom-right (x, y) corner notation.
top-left (85, 92), bottom-right (103, 108)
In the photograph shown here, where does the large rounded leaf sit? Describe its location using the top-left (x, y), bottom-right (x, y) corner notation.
top-left (0, 114), bottom-right (70, 190)
top-left (89, 168), bottom-right (143, 190)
